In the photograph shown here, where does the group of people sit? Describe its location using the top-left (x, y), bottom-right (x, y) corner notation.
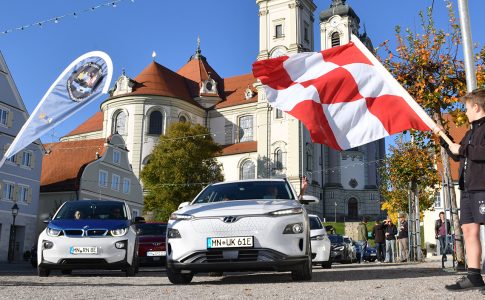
top-left (368, 215), bottom-right (408, 263)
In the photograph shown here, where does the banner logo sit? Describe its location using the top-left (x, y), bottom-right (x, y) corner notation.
top-left (67, 62), bottom-right (104, 102)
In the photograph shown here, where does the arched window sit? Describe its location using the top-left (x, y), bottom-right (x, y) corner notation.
top-left (274, 149), bottom-right (283, 171)
top-left (179, 115), bottom-right (187, 123)
top-left (113, 110), bottom-right (126, 135)
top-left (240, 160), bottom-right (255, 180)
top-left (348, 198), bottom-right (358, 220)
top-left (148, 110), bottom-right (163, 135)
top-left (238, 115), bottom-right (253, 142)
top-left (331, 32), bottom-right (340, 47)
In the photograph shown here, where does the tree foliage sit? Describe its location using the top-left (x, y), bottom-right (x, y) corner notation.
top-left (380, 140), bottom-right (439, 221)
top-left (141, 122), bottom-right (224, 221)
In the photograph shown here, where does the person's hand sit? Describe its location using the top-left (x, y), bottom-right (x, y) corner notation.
top-left (448, 143), bottom-right (460, 155)
top-left (385, 232), bottom-right (389, 236)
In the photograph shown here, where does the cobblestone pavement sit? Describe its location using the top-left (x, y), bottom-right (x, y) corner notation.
top-left (0, 259), bottom-right (483, 299)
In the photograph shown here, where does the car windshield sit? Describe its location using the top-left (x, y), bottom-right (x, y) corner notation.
top-left (309, 217), bottom-right (323, 230)
top-left (137, 223), bottom-right (167, 236)
top-left (328, 235), bottom-right (344, 243)
top-left (192, 181), bottom-right (295, 204)
top-left (54, 201), bottom-right (128, 220)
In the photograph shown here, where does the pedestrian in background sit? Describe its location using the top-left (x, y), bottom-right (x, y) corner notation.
top-left (434, 211), bottom-right (451, 261)
top-left (372, 219), bottom-right (386, 263)
top-left (384, 217), bottom-right (397, 263)
top-left (437, 88), bottom-right (485, 292)
top-left (357, 217), bottom-right (368, 263)
top-left (397, 213), bottom-right (409, 263)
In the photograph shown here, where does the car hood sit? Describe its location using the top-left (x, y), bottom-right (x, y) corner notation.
top-left (48, 219), bottom-right (130, 230)
top-left (177, 200), bottom-right (301, 217)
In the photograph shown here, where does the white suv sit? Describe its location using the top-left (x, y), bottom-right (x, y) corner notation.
top-left (166, 179), bottom-right (318, 284)
top-left (37, 200), bottom-right (139, 277)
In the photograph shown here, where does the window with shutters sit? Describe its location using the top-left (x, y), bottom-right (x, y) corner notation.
top-left (19, 185), bottom-right (29, 203)
top-left (21, 151), bottom-right (32, 167)
top-left (3, 182), bottom-right (14, 200)
top-left (111, 174), bottom-right (120, 191)
top-left (148, 110), bottom-right (164, 135)
top-left (238, 115), bottom-right (253, 142)
top-left (0, 107), bottom-right (9, 127)
top-left (331, 32), bottom-right (340, 47)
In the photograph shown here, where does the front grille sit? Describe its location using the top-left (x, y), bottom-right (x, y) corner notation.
top-left (63, 230), bottom-right (83, 237)
top-left (86, 229), bottom-right (108, 236)
top-left (180, 249), bottom-right (286, 264)
top-left (60, 258), bottom-right (107, 265)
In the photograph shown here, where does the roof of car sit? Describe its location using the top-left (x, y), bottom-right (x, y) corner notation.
top-left (211, 179), bottom-right (287, 186)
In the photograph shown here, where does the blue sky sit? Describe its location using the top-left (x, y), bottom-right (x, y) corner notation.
top-left (0, 0), bottom-right (484, 144)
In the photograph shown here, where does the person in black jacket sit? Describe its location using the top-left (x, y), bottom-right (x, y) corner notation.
top-left (437, 88), bottom-right (485, 292)
top-left (372, 219), bottom-right (386, 262)
top-left (434, 211), bottom-right (451, 261)
top-left (397, 213), bottom-right (409, 262)
top-left (384, 217), bottom-right (397, 263)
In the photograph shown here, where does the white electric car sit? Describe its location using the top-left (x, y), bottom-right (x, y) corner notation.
top-left (308, 214), bottom-right (331, 268)
top-left (166, 179), bottom-right (319, 284)
top-left (37, 200), bottom-right (139, 277)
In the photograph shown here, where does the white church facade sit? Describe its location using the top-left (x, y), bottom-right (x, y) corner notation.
top-left (56, 0), bottom-right (385, 221)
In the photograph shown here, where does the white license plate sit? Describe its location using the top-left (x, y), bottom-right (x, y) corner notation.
top-left (70, 246), bottom-right (97, 254)
top-left (147, 251), bottom-right (166, 257)
top-left (207, 236), bottom-right (253, 249)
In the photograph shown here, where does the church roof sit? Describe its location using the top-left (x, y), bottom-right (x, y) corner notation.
top-left (177, 54), bottom-right (224, 99)
top-left (217, 73), bottom-right (257, 109)
top-left (320, 0), bottom-right (360, 23)
top-left (66, 111), bottom-right (104, 136)
top-left (41, 138), bottom-right (106, 192)
top-left (221, 141), bottom-right (257, 156)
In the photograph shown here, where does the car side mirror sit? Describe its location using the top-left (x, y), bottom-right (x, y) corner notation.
top-left (299, 195), bottom-right (319, 205)
top-left (178, 202), bottom-right (190, 210)
top-left (133, 216), bottom-right (145, 224)
top-left (43, 217), bottom-right (52, 224)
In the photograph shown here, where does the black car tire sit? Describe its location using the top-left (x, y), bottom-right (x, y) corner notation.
top-left (61, 269), bottom-right (72, 275)
top-left (166, 266), bottom-right (193, 284)
top-left (291, 238), bottom-right (312, 281)
top-left (321, 261), bottom-right (332, 269)
top-left (125, 251), bottom-right (138, 277)
top-left (38, 266), bottom-right (50, 277)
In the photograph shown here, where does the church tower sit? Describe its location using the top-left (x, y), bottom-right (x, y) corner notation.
top-left (256, 0), bottom-right (317, 60)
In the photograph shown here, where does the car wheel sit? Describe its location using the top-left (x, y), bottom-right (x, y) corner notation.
top-left (291, 239), bottom-right (312, 281)
top-left (125, 250), bottom-right (138, 277)
top-left (166, 266), bottom-right (193, 284)
top-left (61, 269), bottom-right (72, 275)
top-left (321, 261), bottom-right (332, 269)
top-left (38, 266), bottom-right (50, 277)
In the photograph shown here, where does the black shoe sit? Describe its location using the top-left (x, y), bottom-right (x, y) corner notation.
top-left (445, 276), bottom-right (485, 292)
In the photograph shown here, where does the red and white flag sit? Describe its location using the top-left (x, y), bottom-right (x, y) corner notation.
top-left (252, 35), bottom-right (437, 150)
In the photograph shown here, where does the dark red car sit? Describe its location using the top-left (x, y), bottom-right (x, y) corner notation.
top-left (137, 222), bottom-right (167, 266)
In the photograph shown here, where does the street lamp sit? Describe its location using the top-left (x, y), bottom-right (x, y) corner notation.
top-left (8, 203), bottom-right (19, 263)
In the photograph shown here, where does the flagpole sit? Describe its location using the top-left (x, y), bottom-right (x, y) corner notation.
top-left (457, 0), bottom-right (477, 92)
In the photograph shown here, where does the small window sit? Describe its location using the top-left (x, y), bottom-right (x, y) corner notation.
top-left (240, 160), bottom-right (255, 180)
top-left (274, 149), bottom-right (283, 171)
top-left (21, 151), bottom-right (32, 167)
top-left (275, 24), bottom-right (283, 38)
top-left (111, 174), bottom-right (120, 191)
top-left (0, 108), bottom-right (9, 126)
top-left (306, 146), bottom-right (313, 171)
top-left (99, 170), bottom-right (108, 187)
top-left (19, 185), bottom-right (29, 203)
top-left (434, 193), bottom-right (441, 208)
top-left (113, 110), bottom-right (126, 135)
top-left (132, 209), bottom-right (139, 218)
top-left (331, 32), bottom-right (340, 47)
top-left (238, 115), bottom-right (253, 142)
top-left (148, 110), bottom-right (163, 135)
top-left (113, 150), bottom-right (121, 164)
top-left (123, 178), bottom-right (131, 194)
top-left (275, 109), bottom-right (283, 119)
top-left (179, 115), bottom-right (187, 123)
top-left (3, 182), bottom-right (14, 200)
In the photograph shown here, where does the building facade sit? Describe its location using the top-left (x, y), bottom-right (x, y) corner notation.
top-left (61, 0), bottom-right (384, 221)
top-left (39, 134), bottom-right (143, 234)
top-left (0, 51), bottom-right (43, 262)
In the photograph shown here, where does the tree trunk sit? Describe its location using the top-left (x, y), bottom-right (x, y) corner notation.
top-left (440, 147), bottom-right (466, 268)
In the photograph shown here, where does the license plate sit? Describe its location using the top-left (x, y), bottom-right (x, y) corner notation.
top-left (147, 251), bottom-right (166, 256)
top-left (70, 246), bottom-right (97, 254)
top-left (207, 236), bottom-right (253, 249)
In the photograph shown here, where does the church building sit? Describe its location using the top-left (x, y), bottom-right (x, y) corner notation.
top-left (53, 0), bottom-right (385, 221)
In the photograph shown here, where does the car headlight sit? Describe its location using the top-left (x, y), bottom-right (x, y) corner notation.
top-left (269, 207), bottom-right (303, 216)
top-left (311, 234), bottom-right (325, 240)
top-left (110, 228), bottom-right (128, 237)
top-left (46, 228), bottom-right (62, 237)
top-left (283, 223), bottom-right (304, 234)
top-left (167, 228), bottom-right (181, 239)
top-left (169, 213), bottom-right (193, 221)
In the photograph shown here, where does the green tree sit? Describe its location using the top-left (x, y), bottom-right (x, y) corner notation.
top-left (378, 1), bottom-right (485, 266)
top-left (141, 122), bottom-right (224, 220)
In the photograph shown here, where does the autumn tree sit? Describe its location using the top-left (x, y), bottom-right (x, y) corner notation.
top-left (141, 122), bottom-right (224, 221)
top-left (379, 1), bottom-right (485, 266)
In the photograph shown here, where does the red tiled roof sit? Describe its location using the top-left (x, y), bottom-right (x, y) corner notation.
top-left (177, 57), bottom-right (224, 99)
top-left (66, 111), bottom-right (104, 137)
top-left (437, 115), bottom-right (468, 181)
top-left (41, 139), bottom-right (107, 192)
top-left (217, 73), bottom-right (257, 109)
top-left (221, 141), bottom-right (257, 156)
